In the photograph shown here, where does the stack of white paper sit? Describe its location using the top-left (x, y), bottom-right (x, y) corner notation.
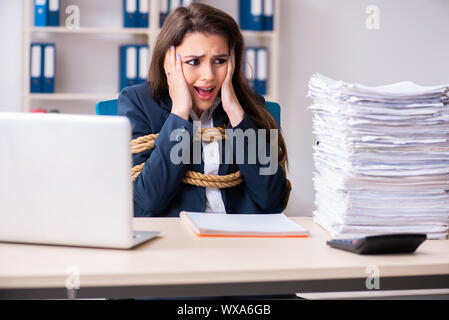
top-left (308, 73), bottom-right (449, 239)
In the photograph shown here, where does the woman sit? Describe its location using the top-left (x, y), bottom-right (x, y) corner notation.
top-left (118, 3), bottom-right (290, 217)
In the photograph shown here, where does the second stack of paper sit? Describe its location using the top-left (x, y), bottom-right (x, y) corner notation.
top-left (308, 73), bottom-right (449, 239)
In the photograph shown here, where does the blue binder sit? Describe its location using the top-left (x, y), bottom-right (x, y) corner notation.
top-left (244, 47), bottom-right (257, 91)
top-left (123, 0), bottom-right (138, 28)
top-left (34, 0), bottom-right (48, 27)
top-left (138, 0), bottom-right (149, 28)
top-left (42, 44), bottom-right (56, 93)
top-left (48, 0), bottom-right (60, 26)
top-left (120, 45), bottom-right (138, 91)
top-left (159, 0), bottom-right (186, 27)
top-left (263, 0), bottom-right (274, 31)
top-left (160, 0), bottom-right (170, 27)
top-left (255, 47), bottom-right (268, 95)
top-left (239, 0), bottom-right (263, 31)
top-left (137, 45), bottom-right (150, 84)
top-left (30, 43), bottom-right (43, 93)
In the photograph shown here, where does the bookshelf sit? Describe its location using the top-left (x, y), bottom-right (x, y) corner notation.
top-left (22, 0), bottom-right (280, 113)
top-left (27, 26), bottom-right (151, 35)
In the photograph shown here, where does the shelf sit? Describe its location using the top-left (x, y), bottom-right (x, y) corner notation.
top-left (23, 0), bottom-right (279, 112)
top-left (28, 93), bottom-right (119, 101)
top-left (26, 28), bottom-right (275, 38)
top-left (242, 30), bottom-right (276, 39)
top-left (28, 26), bottom-right (149, 35)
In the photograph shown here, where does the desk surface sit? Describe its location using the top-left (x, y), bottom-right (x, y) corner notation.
top-left (1, 217), bottom-right (448, 298)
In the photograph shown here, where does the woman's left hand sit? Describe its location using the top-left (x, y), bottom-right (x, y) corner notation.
top-left (221, 50), bottom-right (245, 127)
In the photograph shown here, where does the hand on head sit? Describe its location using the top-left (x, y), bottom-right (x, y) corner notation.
top-left (164, 46), bottom-right (192, 121)
top-left (220, 50), bottom-right (244, 127)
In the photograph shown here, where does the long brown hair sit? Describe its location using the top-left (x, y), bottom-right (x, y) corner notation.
top-left (148, 3), bottom-right (289, 172)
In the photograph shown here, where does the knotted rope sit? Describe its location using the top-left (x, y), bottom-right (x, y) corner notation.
top-left (131, 127), bottom-right (291, 210)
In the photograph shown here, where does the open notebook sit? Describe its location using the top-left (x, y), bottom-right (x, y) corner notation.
top-left (180, 212), bottom-right (309, 238)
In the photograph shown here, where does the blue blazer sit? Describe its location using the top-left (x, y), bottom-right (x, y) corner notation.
top-left (118, 83), bottom-right (287, 217)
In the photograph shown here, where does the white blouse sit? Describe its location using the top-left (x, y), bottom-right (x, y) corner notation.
top-left (189, 98), bottom-right (227, 214)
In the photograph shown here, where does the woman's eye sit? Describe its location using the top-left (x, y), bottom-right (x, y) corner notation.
top-left (186, 58), bottom-right (226, 66)
top-left (186, 59), bottom-right (200, 66)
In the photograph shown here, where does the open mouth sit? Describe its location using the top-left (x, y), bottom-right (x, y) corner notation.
top-left (194, 86), bottom-right (216, 100)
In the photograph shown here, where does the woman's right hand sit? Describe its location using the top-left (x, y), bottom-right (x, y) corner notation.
top-left (164, 46), bottom-right (192, 121)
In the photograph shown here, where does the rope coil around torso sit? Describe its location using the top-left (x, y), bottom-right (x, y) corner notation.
top-left (131, 127), bottom-right (240, 188)
top-left (130, 127), bottom-right (291, 210)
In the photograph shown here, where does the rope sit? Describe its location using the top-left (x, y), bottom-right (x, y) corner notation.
top-left (194, 127), bottom-right (227, 142)
top-left (183, 170), bottom-right (244, 188)
top-left (131, 134), bottom-right (157, 154)
top-left (130, 127), bottom-right (291, 210)
top-left (130, 128), bottom-right (240, 189)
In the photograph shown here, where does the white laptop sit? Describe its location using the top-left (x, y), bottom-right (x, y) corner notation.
top-left (0, 112), bottom-right (159, 249)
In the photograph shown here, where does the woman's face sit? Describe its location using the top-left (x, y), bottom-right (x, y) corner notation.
top-left (176, 32), bottom-right (229, 116)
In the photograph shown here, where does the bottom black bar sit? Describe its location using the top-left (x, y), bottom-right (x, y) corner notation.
top-left (0, 299), bottom-right (447, 319)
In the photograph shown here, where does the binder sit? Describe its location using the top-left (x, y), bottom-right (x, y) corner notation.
top-left (160, 0), bottom-right (186, 27)
top-left (124, 0), bottom-right (138, 28)
top-left (42, 44), bottom-right (56, 93)
top-left (48, 0), bottom-right (60, 26)
top-left (244, 47), bottom-right (256, 91)
top-left (138, 0), bottom-right (149, 28)
top-left (30, 44), bottom-right (43, 93)
top-left (239, 0), bottom-right (263, 31)
top-left (160, 0), bottom-right (169, 27)
top-left (120, 45), bottom-right (138, 91)
top-left (263, 0), bottom-right (274, 31)
top-left (138, 45), bottom-right (149, 84)
top-left (34, 0), bottom-right (48, 27)
top-left (255, 47), bottom-right (268, 95)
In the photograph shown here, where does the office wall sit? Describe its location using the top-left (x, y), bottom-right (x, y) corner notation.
top-left (1, 0), bottom-right (448, 216)
top-left (0, 0), bottom-right (23, 112)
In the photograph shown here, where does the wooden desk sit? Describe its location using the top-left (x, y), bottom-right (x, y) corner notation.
top-left (0, 218), bottom-right (448, 299)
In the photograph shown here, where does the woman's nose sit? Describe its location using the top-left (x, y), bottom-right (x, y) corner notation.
top-left (200, 63), bottom-right (215, 81)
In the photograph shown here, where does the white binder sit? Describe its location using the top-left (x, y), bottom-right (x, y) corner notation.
top-left (126, 46), bottom-right (137, 81)
top-left (161, 0), bottom-right (169, 14)
top-left (43, 44), bottom-right (55, 93)
top-left (139, 0), bottom-right (148, 14)
top-left (256, 48), bottom-right (268, 80)
top-left (263, 0), bottom-right (274, 30)
top-left (256, 47), bottom-right (268, 94)
top-left (245, 47), bottom-right (256, 83)
top-left (44, 45), bottom-right (55, 79)
top-left (139, 46), bottom-right (149, 81)
top-left (48, 0), bottom-right (59, 10)
top-left (126, 0), bottom-right (137, 13)
top-left (30, 44), bottom-right (42, 93)
top-left (251, 0), bottom-right (263, 17)
top-left (245, 47), bottom-right (256, 89)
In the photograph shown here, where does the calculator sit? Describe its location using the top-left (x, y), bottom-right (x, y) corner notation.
top-left (326, 233), bottom-right (427, 255)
